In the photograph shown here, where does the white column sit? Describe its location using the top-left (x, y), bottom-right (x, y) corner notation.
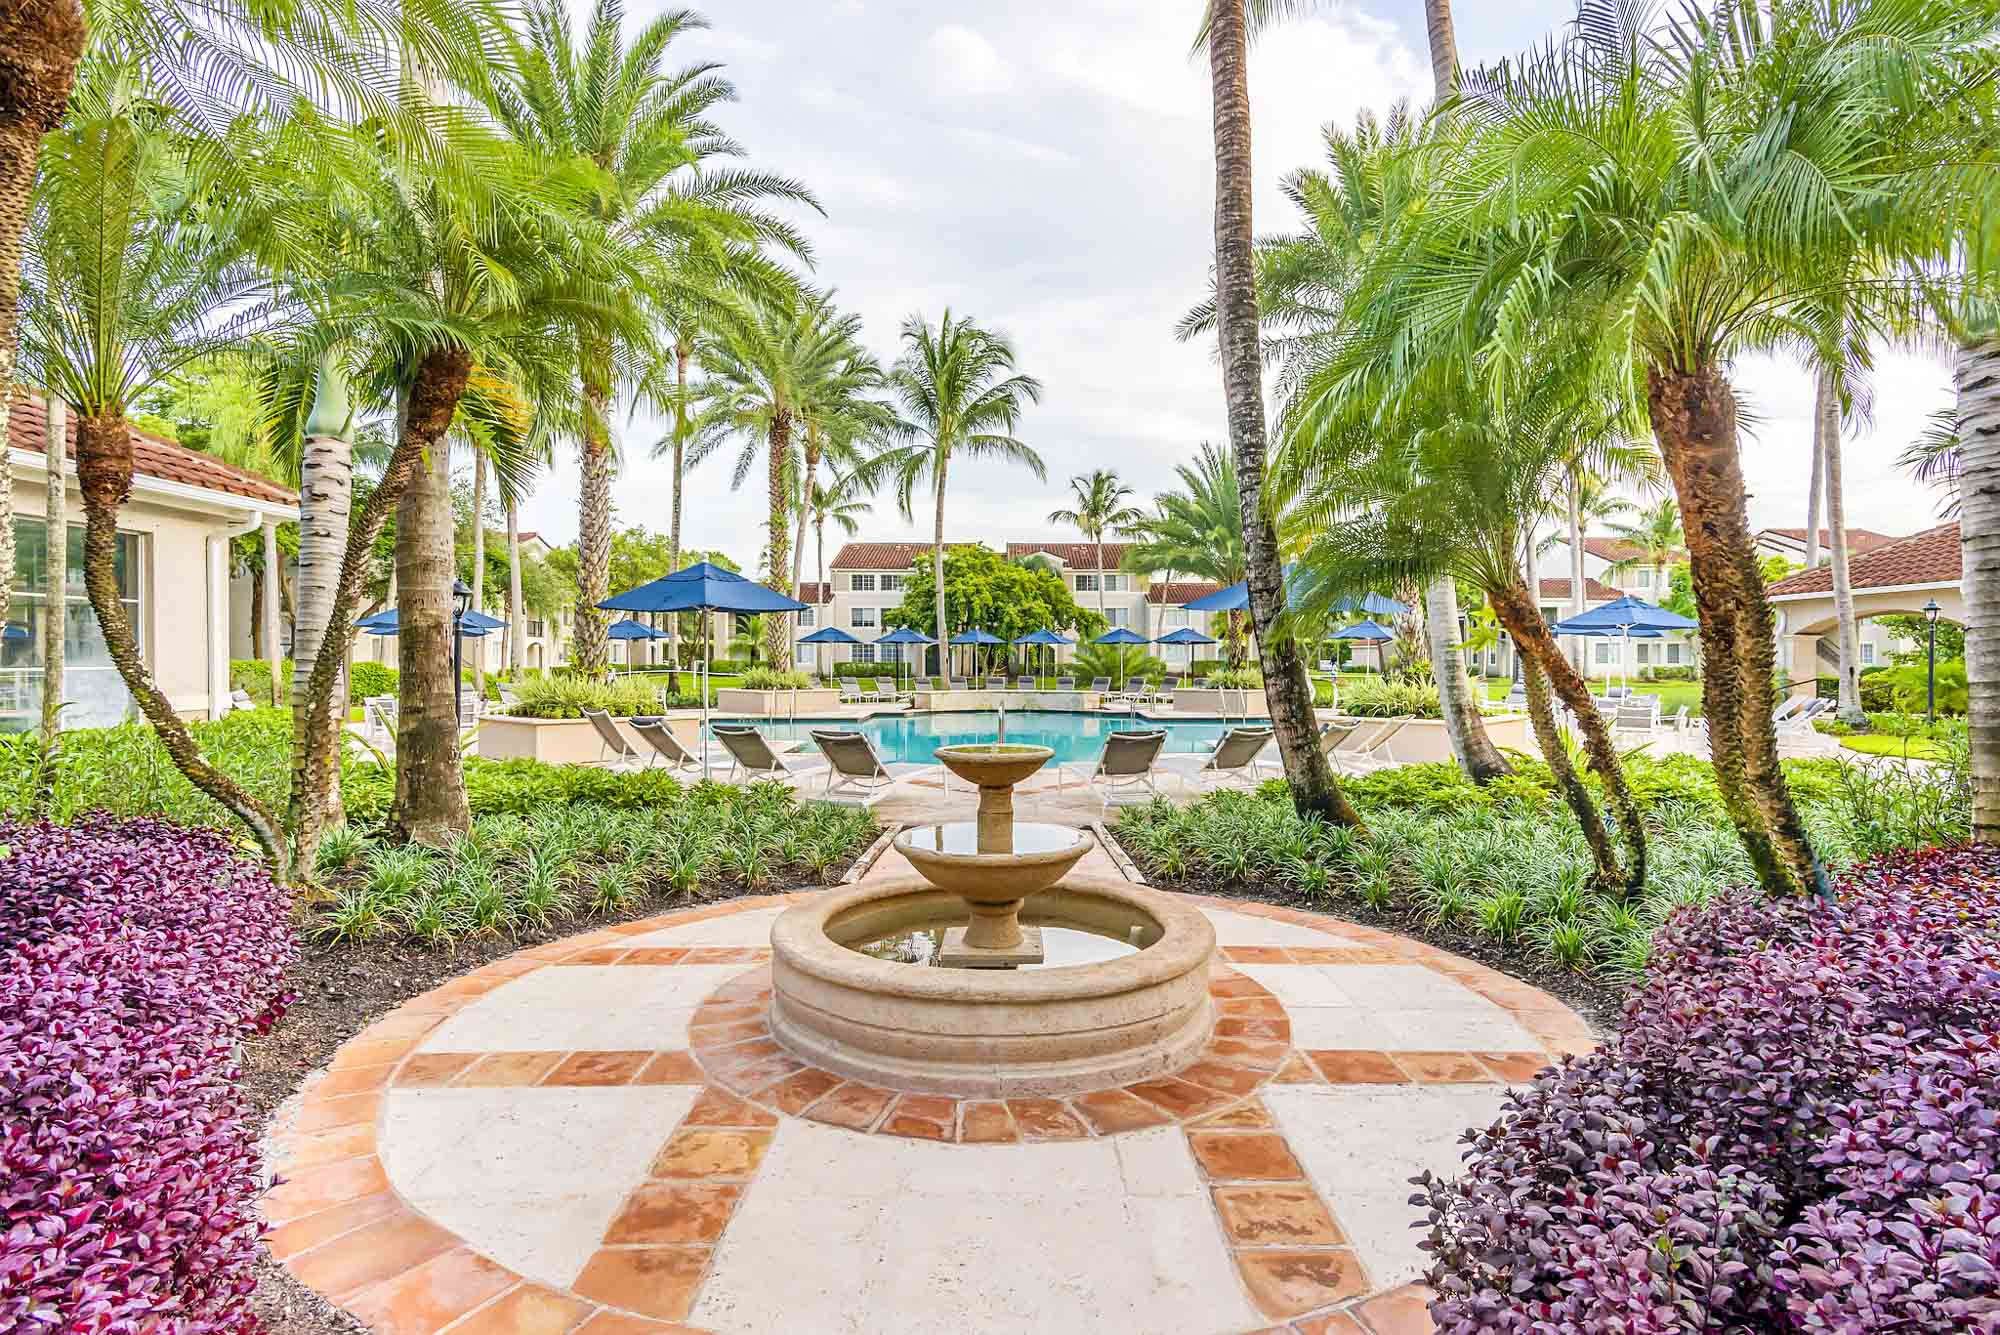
top-left (262, 519), bottom-right (282, 706)
top-left (207, 535), bottom-right (232, 716)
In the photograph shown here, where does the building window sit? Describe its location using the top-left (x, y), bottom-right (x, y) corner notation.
top-left (853, 643), bottom-right (876, 663)
top-left (1593, 640), bottom-right (1614, 665)
top-left (1860, 641), bottom-right (1875, 666)
top-left (878, 573), bottom-right (904, 593)
top-left (1101, 573), bottom-right (1127, 593)
top-left (798, 606), bottom-right (816, 628)
top-left (527, 618), bottom-right (545, 638)
top-left (1636, 643), bottom-right (1653, 665)
top-left (1666, 642), bottom-right (1683, 665)
top-left (7, 518), bottom-right (141, 729)
top-left (1075, 574), bottom-right (1098, 593)
top-left (849, 573), bottom-right (876, 592)
top-left (1634, 568), bottom-right (1653, 589)
top-left (851, 606), bottom-right (877, 629)
top-left (1163, 607), bottom-right (1189, 628)
top-left (1105, 607), bottom-right (1130, 628)
top-left (878, 643), bottom-right (902, 665)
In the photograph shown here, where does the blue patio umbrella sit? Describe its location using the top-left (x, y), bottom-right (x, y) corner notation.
top-left (1551, 595), bottom-right (1692, 690)
top-left (876, 625), bottom-right (938, 683)
top-left (1328, 591), bottom-right (1412, 619)
top-left (949, 627), bottom-right (1004, 678)
top-left (1330, 619), bottom-right (1393, 674)
top-left (1153, 625), bottom-right (1216, 674)
top-left (800, 625), bottom-right (863, 645)
top-left (1091, 626), bottom-right (1149, 689)
top-left (1011, 627), bottom-right (1074, 681)
top-left (357, 607), bottom-right (501, 637)
top-left (607, 617), bottom-right (667, 675)
top-left (1180, 563), bottom-right (1321, 613)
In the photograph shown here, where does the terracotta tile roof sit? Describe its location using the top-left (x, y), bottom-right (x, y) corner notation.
top-left (1767, 521), bottom-right (1960, 597)
top-left (1759, 526), bottom-right (1898, 554)
top-left (829, 541), bottom-right (950, 570)
top-left (1145, 581), bottom-right (1225, 605)
top-left (1538, 576), bottom-right (1621, 602)
top-left (1004, 541), bottom-right (1134, 569)
top-left (9, 391), bottom-right (297, 508)
top-left (1581, 536), bottom-right (1685, 564)
top-left (796, 581), bottom-right (833, 605)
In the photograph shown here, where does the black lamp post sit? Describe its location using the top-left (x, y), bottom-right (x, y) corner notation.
top-left (451, 579), bottom-right (471, 723)
top-left (1924, 597), bottom-right (1941, 726)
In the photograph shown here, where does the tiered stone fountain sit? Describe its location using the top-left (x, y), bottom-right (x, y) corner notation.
top-left (769, 740), bottom-right (1215, 1096)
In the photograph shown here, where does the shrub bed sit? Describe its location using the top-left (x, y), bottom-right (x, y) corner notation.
top-left (0, 816), bottom-right (294, 1332)
top-left (1420, 843), bottom-right (2000, 1332)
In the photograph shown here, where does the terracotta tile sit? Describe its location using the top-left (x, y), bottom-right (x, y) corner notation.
top-left (608, 917), bottom-right (674, 935)
top-left (264, 1192), bottom-right (401, 1261)
top-left (881, 1094), bottom-right (956, 1141)
top-left (1224, 946), bottom-right (1297, 964)
top-left (1272, 1053), bottom-right (1322, 1084)
top-left (765, 1067), bottom-right (843, 1115)
top-left (683, 1087), bottom-right (779, 1128)
top-left (689, 1018), bottom-right (770, 1046)
top-left (445, 1283), bottom-right (595, 1335)
top-left (569, 947), bottom-right (631, 964)
top-left (1307, 1050), bottom-right (1409, 1085)
top-left (1126, 1076), bottom-right (1235, 1120)
top-left (1476, 1051), bottom-right (1552, 1083)
top-left (1294, 1312), bottom-right (1369, 1334)
top-left (882, 1112), bottom-right (954, 1141)
top-left (475, 955), bottom-right (545, 977)
top-left (1356, 1283), bottom-right (1437, 1334)
top-left (1235, 1248), bottom-right (1368, 1319)
top-left (546, 1051), bottom-right (654, 1087)
top-left (314, 1062), bottom-right (397, 1098)
top-left (1191, 1098), bottom-right (1274, 1130)
top-left (573, 1246), bottom-right (710, 1320)
top-left (261, 1157), bottom-right (391, 1225)
top-left (286, 1210), bottom-right (458, 1301)
top-left (1005, 1098), bottom-right (1090, 1141)
top-left (458, 1052), bottom-right (565, 1087)
top-left (1209, 975), bottom-right (1267, 999)
top-left (1187, 1132), bottom-right (1305, 1182)
top-left (294, 1091), bottom-right (382, 1133)
top-left (721, 1053), bottom-right (806, 1091)
top-left (1212, 1185), bottom-right (1347, 1246)
top-left (1394, 1052), bottom-right (1494, 1084)
top-left (705, 1034), bottom-right (780, 1062)
top-left (332, 1037), bottom-right (418, 1070)
top-left (1286, 946), bottom-right (1363, 964)
top-left (958, 1101), bottom-right (1019, 1144)
top-left (805, 1082), bottom-right (895, 1131)
top-left (603, 1182), bottom-right (743, 1244)
top-left (616, 947), bottom-right (689, 965)
top-left (1176, 1060), bottom-right (1268, 1097)
top-left (648, 1128), bottom-right (773, 1179)
top-left (397, 1052), bottom-right (478, 1088)
top-left (690, 1001), bottom-right (763, 1024)
top-left (1072, 1088), bottom-right (1174, 1135)
top-left (1208, 1037), bottom-right (1290, 1070)
top-left (359, 1011), bottom-right (445, 1042)
top-left (275, 1123), bottom-right (376, 1170)
top-left (1220, 997), bottom-right (1290, 1019)
top-left (681, 946), bottom-right (767, 964)
top-left (1217, 1017), bottom-right (1292, 1041)
top-left (342, 1246), bottom-right (515, 1333)
top-left (634, 1051), bottom-right (704, 1085)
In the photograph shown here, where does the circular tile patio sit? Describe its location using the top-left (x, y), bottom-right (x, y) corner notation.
top-left (263, 874), bottom-right (1597, 1335)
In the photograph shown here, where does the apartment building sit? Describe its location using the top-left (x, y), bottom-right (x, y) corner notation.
top-left (798, 540), bottom-right (1226, 672)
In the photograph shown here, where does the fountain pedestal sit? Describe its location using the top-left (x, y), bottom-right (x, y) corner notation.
top-left (892, 744), bottom-right (1088, 968)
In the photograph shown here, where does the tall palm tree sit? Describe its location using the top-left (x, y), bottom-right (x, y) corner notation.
top-left (494, 0), bottom-right (815, 673)
top-left (1603, 497), bottom-right (1683, 581)
top-left (692, 290), bottom-right (870, 666)
top-left (869, 311), bottom-right (1044, 661)
top-left (1125, 442), bottom-right (1248, 663)
top-left (807, 466), bottom-right (871, 623)
top-left (1048, 470), bottom-right (1145, 626)
top-left (1330, 0), bottom-right (1984, 897)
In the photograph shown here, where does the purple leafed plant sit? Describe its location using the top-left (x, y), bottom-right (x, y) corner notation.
top-left (0, 816), bottom-right (295, 1333)
top-left (1419, 843), bottom-right (2000, 1333)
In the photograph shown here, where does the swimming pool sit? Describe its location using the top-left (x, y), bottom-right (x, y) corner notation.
top-left (704, 709), bottom-right (1243, 767)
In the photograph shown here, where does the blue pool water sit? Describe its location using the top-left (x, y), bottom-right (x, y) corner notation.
top-left (704, 709), bottom-right (1241, 767)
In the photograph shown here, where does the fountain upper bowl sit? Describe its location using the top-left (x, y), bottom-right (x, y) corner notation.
top-left (931, 743), bottom-right (1054, 788)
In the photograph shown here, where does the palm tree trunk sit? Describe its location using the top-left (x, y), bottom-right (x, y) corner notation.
top-left (393, 404), bottom-right (470, 845)
top-left (469, 452), bottom-right (486, 692)
top-left (933, 458), bottom-right (949, 671)
top-left (765, 412), bottom-right (793, 668)
top-left (1646, 362), bottom-right (1826, 898)
top-left (1955, 336), bottom-right (2000, 843)
top-left (1567, 470), bottom-right (1588, 674)
top-left (75, 410), bottom-right (286, 870)
top-left (816, 517), bottom-right (829, 673)
top-left (248, 560), bottom-right (264, 660)
top-left (574, 360), bottom-right (614, 675)
top-left (288, 346), bottom-right (466, 876)
top-left (506, 500), bottom-right (523, 672)
top-left (1206, 0), bottom-right (1358, 828)
top-left (35, 394), bottom-right (64, 811)
top-left (1517, 655), bottom-right (1625, 888)
top-left (790, 430), bottom-right (816, 675)
top-left (286, 347), bottom-right (353, 872)
top-left (0, 1), bottom-right (87, 639)
top-left (667, 339), bottom-right (688, 685)
top-left (1489, 576), bottom-right (1643, 895)
top-left (1804, 414), bottom-right (1824, 570)
top-left (1819, 369), bottom-right (1864, 724)
top-left (1422, 0), bottom-right (1458, 98)
top-left (262, 521), bottom-right (281, 704)
top-left (1426, 579), bottom-right (1509, 779)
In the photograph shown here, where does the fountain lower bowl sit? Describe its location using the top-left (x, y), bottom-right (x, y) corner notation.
top-left (769, 872), bottom-right (1217, 1098)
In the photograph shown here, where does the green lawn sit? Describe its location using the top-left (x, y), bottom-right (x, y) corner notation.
top-left (1474, 676), bottom-right (1704, 716)
top-left (1838, 732), bottom-right (1949, 762)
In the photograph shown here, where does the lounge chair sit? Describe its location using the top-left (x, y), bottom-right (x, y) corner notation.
top-left (1612, 694), bottom-right (1662, 739)
top-left (1088, 677), bottom-right (1112, 694)
top-left (1184, 725), bottom-right (1278, 790)
top-left (809, 729), bottom-right (932, 807)
top-left (583, 708), bottom-right (645, 767)
top-left (1772, 695), bottom-right (1809, 725)
top-left (497, 683), bottom-right (520, 711)
top-left (948, 677), bottom-right (970, 691)
top-left (1326, 716), bottom-right (1411, 775)
top-left (1054, 676), bottom-right (1077, 691)
top-left (1158, 676), bottom-right (1183, 700)
top-left (1061, 729), bottom-right (1168, 808)
top-left (873, 677), bottom-right (907, 703)
top-left (1779, 697), bottom-right (1835, 736)
top-left (363, 695), bottom-right (398, 744)
top-left (985, 675), bottom-right (1009, 691)
top-left (712, 724), bottom-right (821, 785)
top-left (631, 718), bottom-right (711, 775)
top-left (1015, 675), bottom-right (1036, 691)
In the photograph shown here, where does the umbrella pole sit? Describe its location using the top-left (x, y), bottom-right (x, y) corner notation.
top-left (701, 612), bottom-right (711, 783)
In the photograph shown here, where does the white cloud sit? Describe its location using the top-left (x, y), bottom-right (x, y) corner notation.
top-left (924, 24), bottom-right (1010, 97)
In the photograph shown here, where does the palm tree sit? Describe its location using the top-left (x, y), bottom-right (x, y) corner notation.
top-left (494, 0), bottom-right (816, 674)
top-left (1125, 443), bottom-right (1247, 664)
top-left (1328, 0), bottom-right (1985, 897)
top-left (1048, 470), bottom-right (1146, 626)
top-left (692, 291), bottom-right (871, 666)
top-left (869, 311), bottom-right (1044, 661)
top-left (1604, 497), bottom-right (1683, 582)
top-left (806, 465), bottom-right (870, 666)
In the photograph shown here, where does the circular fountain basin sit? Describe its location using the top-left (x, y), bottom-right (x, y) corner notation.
top-left (769, 872), bottom-right (1217, 1097)
top-left (893, 821), bottom-right (1091, 953)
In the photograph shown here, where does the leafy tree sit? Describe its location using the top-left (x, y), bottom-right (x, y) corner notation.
top-left (1882, 613), bottom-right (1965, 666)
top-left (885, 546), bottom-right (1104, 674)
top-left (1124, 441), bottom-right (1248, 664)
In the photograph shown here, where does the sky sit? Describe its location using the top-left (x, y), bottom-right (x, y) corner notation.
top-left (515, 0), bottom-right (1961, 578)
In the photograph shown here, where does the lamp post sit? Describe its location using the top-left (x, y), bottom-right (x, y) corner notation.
top-left (451, 579), bottom-right (471, 724)
top-left (1924, 597), bottom-right (1941, 726)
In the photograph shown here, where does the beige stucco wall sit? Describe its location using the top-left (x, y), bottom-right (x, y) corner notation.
top-left (1775, 585), bottom-right (1965, 697)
